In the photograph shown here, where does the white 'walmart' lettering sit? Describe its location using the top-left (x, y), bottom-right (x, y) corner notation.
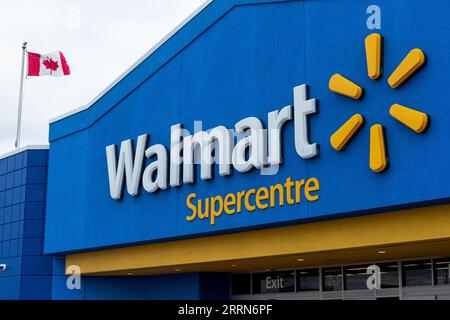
top-left (106, 84), bottom-right (318, 200)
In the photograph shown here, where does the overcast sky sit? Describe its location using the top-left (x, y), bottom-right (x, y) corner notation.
top-left (0, 0), bottom-right (206, 154)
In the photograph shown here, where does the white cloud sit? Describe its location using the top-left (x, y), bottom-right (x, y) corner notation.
top-left (0, 0), bottom-right (206, 153)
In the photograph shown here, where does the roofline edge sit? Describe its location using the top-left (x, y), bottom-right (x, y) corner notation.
top-left (0, 145), bottom-right (49, 161)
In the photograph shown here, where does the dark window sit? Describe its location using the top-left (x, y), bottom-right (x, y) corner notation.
top-left (434, 257), bottom-right (450, 285)
top-left (344, 265), bottom-right (371, 290)
top-left (296, 269), bottom-right (319, 291)
top-left (322, 267), bottom-right (342, 291)
top-left (344, 263), bottom-right (399, 290)
top-left (230, 274), bottom-right (251, 295)
top-left (402, 260), bottom-right (432, 287)
top-left (252, 271), bottom-right (295, 294)
top-left (379, 263), bottom-right (399, 289)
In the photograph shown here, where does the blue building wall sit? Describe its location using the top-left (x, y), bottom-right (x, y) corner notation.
top-left (51, 257), bottom-right (229, 300)
top-left (45, 0), bottom-right (450, 256)
top-left (0, 148), bottom-right (53, 300)
top-left (0, 148), bottom-right (228, 300)
top-left (7, 0), bottom-right (450, 301)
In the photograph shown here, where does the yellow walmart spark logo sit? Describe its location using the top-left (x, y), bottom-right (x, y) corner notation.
top-left (328, 33), bottom-right (429, 173)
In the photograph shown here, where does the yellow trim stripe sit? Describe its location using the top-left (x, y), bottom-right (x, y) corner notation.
top-left (67, 204), bottom-right (450, 275)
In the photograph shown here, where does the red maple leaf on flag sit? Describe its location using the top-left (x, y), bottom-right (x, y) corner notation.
top-left (42, 58), bottom-right (59, 73)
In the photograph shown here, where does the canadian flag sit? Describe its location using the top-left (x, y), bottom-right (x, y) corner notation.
top-left (27, 51), bottom-right (70, 77)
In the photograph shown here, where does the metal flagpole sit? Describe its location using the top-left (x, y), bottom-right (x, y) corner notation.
top-left (15, 42), bottom-right (27, 149)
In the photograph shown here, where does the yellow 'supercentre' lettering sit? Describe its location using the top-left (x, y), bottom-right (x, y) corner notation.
top-left (185, 177), bottom-right (320, 225)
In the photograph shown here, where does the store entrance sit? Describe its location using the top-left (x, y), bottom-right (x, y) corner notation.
top-left (230, 257), bottom-right (450, 300)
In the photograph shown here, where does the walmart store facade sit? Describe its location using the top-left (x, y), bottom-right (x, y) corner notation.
top-left (1, 0), bottom-right (450, 300)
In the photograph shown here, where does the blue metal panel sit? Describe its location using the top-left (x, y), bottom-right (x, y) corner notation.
top-left (20, 276), bottom-right (52, 300)
top-left (7, 157), bottom-right (15, 172)
top-left (49, 261), bottom-right (225, 300)
top-left (51, 275), bottom-right (86, 300)
top-left (0, 277), bottom-right (21, 300)
top-left (25, 184), bottom-right (46, 202)
top-left (45, 0), bottom-right (450, 254)
top-left (144, 273), bottom-right (202, 300)
top-left (25, 167), bottom-right (47, 184)
top-left (52, 257), bottom-right (66, 276)
top-left (168, 274), bottom-right (202, 300)
top-left (24, 202), bottom-right (45, 220)
top-left (143, 276), bottom-right (179, 300)
top-left (9, 239), bottom-right (18, 257)
top-left (18, 221), bottom-right (24, 238)
top-left (22, 238), bottom-right (43, 256)
top-left (1, 242), bottom-right (9, 258)
top-left (11, 204), bottom-right (21, 222)
top-left (0, 150), bottom-right (51, 300)
top-left (45, 133), bottom-right (88, 252)
top-left (3, 207), bottom-right (11, 224)
top-left (12, 187), bottom-right (21, 205)
top-left (0, 159), bottom-right (7, 175)
top-left (84, 277), bottom-right (148, 300)
top-left (0, 257), bottom-right (22, 277)
top-left (21, 151), bottom-right (28, 168)
top-left (21, 256), bottom-right (53, 276)
top-left (3, 224), bottom-right (11, 241)
top-left (25, 150), bottom-right (48, 167)
top-left (6, 190), bottom-right (12, 206)
top-left (13, 169), bottom-right (23, 188)
top-left (199, 273), bottom-right (230, 300)
top-left (10, 222), bottom-right (19, 239)
top-left (19, 204), bottom-right (25, 221)
top-left (5, 172), bottom-right (14, 190)
top-left (0, 175), bottom-right (6, 191)
top-left (21, 168), bottom-right (26, 185)
top-left (4, 190), bottom-right (12, 207)
top-left (23, 220), bottom-right (43, 238)
top-left (14, 152), bottom-right (23, 170)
